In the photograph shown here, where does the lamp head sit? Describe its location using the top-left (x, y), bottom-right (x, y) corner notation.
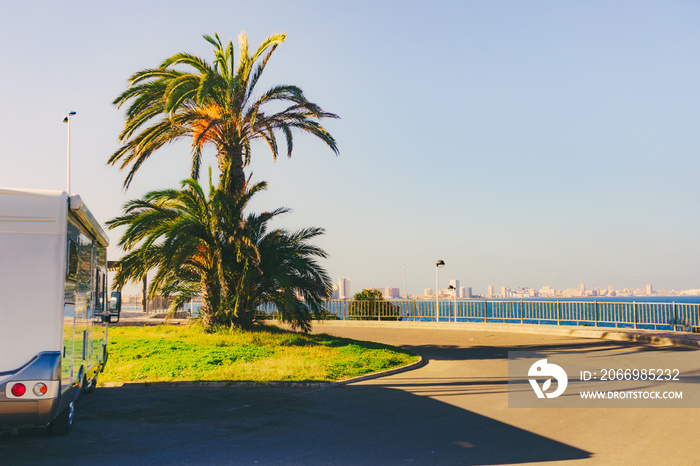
top-left (436, 260), bottom-right (445, 268)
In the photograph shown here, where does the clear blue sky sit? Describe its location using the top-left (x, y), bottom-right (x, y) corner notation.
top-left (1, 1), bottom-right (698, 295)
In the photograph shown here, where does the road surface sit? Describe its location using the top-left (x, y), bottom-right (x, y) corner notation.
top-left (1, 322), bottom-right (697, 465)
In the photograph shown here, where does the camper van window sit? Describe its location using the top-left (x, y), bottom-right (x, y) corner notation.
top-left (66, 239), bottom-right (79, 281)
top-left (94, 268), bottom-right (102, 310)
top-left (102, 274), bottom-right (107, 311)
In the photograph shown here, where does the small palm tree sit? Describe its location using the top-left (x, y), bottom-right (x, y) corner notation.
top-left (257, 226), bottom-right (332, 332)
top-left (108, 176), bottom-right (331, 331)
top-left (223, 212), bottom-right (332, 332)
top-left (110, 32), bottom-right (339, 197)
top-left (107, 178), bottom-right (226, 326)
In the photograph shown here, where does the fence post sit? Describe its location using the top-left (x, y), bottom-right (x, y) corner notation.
top-left (595, 301), bottom-right (599, 327)
top-left (520, 300), bottom-right (524, 324)
top-left (595, 299), bottom-right (598, 326)
top-left (557, 300), bottom-right (560, 326)
top-left (633, 301), bottom-right (638, 329)
top-left (673, 302), bottom-right (677, 332)
top-left (484, 299), bottom-right (488, 323)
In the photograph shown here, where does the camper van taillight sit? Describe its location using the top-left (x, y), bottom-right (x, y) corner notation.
top-left (33, 383), bottom-right (48, 396)
top-left (10, 383), bottom-right (26, 397)
top-left (6, 381), bottom-right (56, 399)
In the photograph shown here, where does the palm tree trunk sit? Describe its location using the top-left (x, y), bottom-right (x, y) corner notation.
top-left (218, 145), bottom-right (246, 197)
top-left (199, 272), bottom-right (221, 327)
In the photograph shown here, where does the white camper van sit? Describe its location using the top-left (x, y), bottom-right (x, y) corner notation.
top-left (0, 188), bottom-right (120, 434)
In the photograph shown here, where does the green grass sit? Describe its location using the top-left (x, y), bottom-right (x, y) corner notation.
top-left (100, 324), bottom-right (418, 384)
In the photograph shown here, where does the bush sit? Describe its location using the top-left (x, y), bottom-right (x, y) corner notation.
top-left (347, 289), bottom-right (401, 321)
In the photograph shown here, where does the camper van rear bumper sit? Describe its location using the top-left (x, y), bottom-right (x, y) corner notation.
top-left (0, 399), bottom-right (59, 430)
top-left (0, 352), bottom-right (62, 430)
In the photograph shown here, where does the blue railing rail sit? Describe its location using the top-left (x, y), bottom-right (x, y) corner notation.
top-left (256, 299), bottom-right (700, 332)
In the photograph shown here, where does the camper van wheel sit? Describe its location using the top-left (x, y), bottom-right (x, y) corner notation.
top-left (85, 376), bottom-right (97, 394)
top-left (49, 401), bottom-right (74, 435)
top-left (75, 365), bottom-right (87, 395)
top-left (78, 372), bottom-right (88, 395)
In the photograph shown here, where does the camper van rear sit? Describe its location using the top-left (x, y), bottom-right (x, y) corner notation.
top-left (0, 188), bottom-right (118, 434)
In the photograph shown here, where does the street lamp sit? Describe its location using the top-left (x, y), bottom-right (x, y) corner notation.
top-left (63, 111), bottom-right (76, 194)
top-left (448, 284), bottom-right (457, 322)
top-left (435, 260), bottom-right (445, 321)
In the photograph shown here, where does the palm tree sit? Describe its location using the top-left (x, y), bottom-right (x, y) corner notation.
top-left (256, 225), bottom-right (332, 332)
top-left (222, 211), bottom-right (332, 332)
top-left (110, 32), bottom-right (339, 197)
top-left (107, 176), bottom-right (331, 331)
top-left (107, 178), bottom-right (226, 327)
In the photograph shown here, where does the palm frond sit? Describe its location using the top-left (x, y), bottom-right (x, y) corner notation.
top-left (111, 31), bottom-right (339, 192)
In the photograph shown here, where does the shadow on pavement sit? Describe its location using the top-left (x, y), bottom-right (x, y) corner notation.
top-left (399, 339), bottom-right (697, 362)
top-left (0, 384), bottom-right (590, 465)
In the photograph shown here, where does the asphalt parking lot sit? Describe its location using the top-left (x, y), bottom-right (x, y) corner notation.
top-left (1, 322), bottom-right (698, 465)
top-left (0, 383), bottom-right (592, 465)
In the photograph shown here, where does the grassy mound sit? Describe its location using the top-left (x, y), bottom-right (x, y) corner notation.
top-left (100, 324), bottom-right (418, 384)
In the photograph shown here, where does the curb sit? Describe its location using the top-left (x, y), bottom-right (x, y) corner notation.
top-left (101, 381), bottom-right (332, 389)
top-left (565, 328), bottom-right (700, 349)
top-left (331, 356), bottom-right (426, 386)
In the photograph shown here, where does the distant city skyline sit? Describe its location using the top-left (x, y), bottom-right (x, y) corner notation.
top-left (126, 276), bottom-right (698, 303)
top-left (334, 276), bottom-right (700, 300)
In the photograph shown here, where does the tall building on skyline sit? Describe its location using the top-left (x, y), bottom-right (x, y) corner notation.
top-left (487, 285), bottom-right (495, 298)
top-left (460, 286), bottom-right (472, 298)
top-left (382, 287), bottom-right (400, 299)
top-left (339, 277), bottom-right (350, 300)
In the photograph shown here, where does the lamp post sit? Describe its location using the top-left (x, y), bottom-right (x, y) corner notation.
top-left (63, 111), bottom-right (76, 194)
top-left (435, 260), bottom-right (445, 321)
top-left (448, 284), bottom-right (457, 322)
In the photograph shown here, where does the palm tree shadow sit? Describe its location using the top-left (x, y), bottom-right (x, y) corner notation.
top-left (400, 339), bottom-right (696, 362)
